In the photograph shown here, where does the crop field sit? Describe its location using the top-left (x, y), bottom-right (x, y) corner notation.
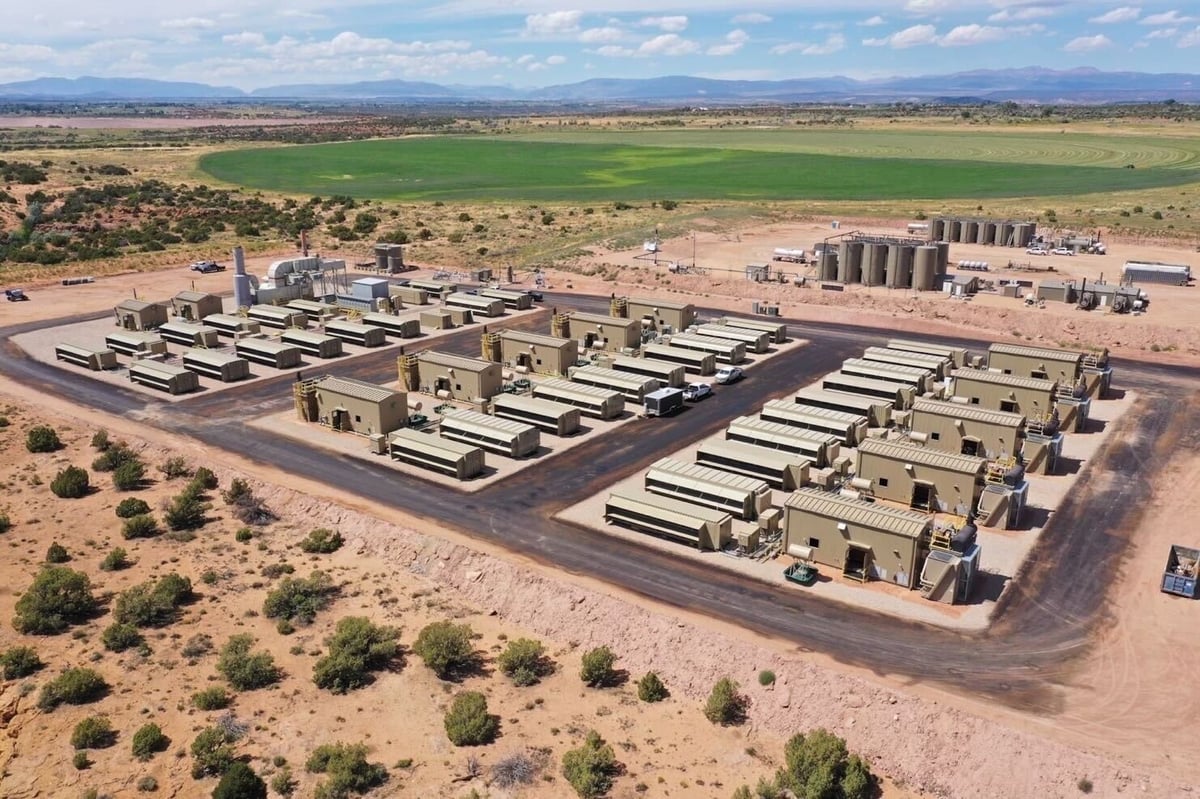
top-left (199, 129), bottom-right (1200, 203)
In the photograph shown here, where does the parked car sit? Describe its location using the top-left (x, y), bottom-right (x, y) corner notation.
top-left (714, 366), bottom-right (744, 385)
top-left (1026, 247), bottom-right (1049, 256)
top-left (5, 288), bottom-right (29, 301)
top-left (190, 260), bottom-right (225, 273)
top-left (523, 290), bottom-right (544, 302)
top-left (682, 382), bottom-right (712, 401)
top-left (1051, 247), bottom-right (1075, 256)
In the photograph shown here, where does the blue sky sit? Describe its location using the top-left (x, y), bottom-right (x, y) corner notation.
top-left (2, 1), bottom-right (1198, 89)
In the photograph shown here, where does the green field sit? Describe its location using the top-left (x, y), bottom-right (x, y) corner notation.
top-left (199, 130), bottom-right (1200, 203)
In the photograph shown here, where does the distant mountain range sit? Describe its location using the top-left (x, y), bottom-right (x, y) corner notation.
top-left (1, 68), bottom-right (1197, 104)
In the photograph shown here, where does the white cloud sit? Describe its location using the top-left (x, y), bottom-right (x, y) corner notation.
top-left (989, 6), bottom-right (1055, 22)
top-left (639, 16), bottom-right (688, 32)
top-left (1141, 10), bottom-right (1195, 25)
top-left (595, 44), bottom-right (634, 57)
top-left (812, 22), bottom-right (843, 30)
top-left (707, 29), bottom-right (749, 56)
top-left (1179, 26), bottom-right (1200, 46)
top-left (161, 17), bottom-right (215, 30)
top-left (523, 10), bottom-right (582, 37)
top-left (1144, 27), bottom-right (1178, 38)
top-left (638, 33), bottom-right (698, 56)
top-left (904, 0), bottom-right (951, 15)
top-left (940, 24), bottom-right (1008, 46)
top-left (0, 43), bottom-right (56, 61)
top-left (802, 33), bottom-right (846, 55)
top-left (579, 26), bottom-right (623, 43)
top-left (732, 13), bottom-right (771, 25)
top-left (1090, 6), bottom-right (1140, 23)
top-left (222, 32), bottom-right (267, 47)
top-left (546, 54), bottom-right (566, 64)
top-left (859, 15), bottom-right (886, 26)
top-left (864, 24), bottom-right (939, 48)
top-left (516, 53), bottom-right (536, 64)
top-left (1063, 33), bottom-right (1113, 51)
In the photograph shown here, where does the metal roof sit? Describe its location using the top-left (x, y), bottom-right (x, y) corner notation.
top-left (116, 299), bottom-right (161, 312)
top-left (628, 297), bottom-right (695, 312)
top-left (316, 376), bottom-right (400, 403)
top-left (106, 331), bottom-right (163, 344)
top-left (732, 415), bottom-right (838, 444)
top-left (389, 427), bottom-right (478, 457)
top-left (910, 398), bottom-right (1025, 427)
top-left (762, 400), bottom-right (862, 431)
top-left (479, 288), bottom-right (526, 299)
top-left (535, 378), bottom-right (622, 402)
top-left (698, 438), bottom-right (812, 470)
top-left (668, 332), bottom-right (743, 352)
top-left (612, 356), bottom-right (685, 377)
top-left (951, 369), bottom-right (1058, 392)
top-left (721, 316), bottom-right (787, 333)
top-left (794, 387), bottom-right (887, 412)
top-left (445, 292), bottom-right (503, 307)
top-left (419, 350), bottom-right (498, 373)
top-left (642, 343), bottom-right (712, 363)
top-left (987, 342), bottom-right (1082, 364)
top-left (572, 366), bottom-right (657, 391)
top-left (236, 338), bottom-right (297, 354)
top-left (182, 349), bottom-right (244, 367)
top-left (863, 347), bottom-right (949, 366)
top-left (786, 402), bottom-right (868, 425)
top-left (492, 393), bottom-right (578, 419)
top-left (204, 313), bottom-right (256, 328)
top-left (248, 305), bottom-right (302, 318)
top-left (569, 311), bottom-right (640, 328)
top-left (695, 324), bottom-right (768, 343)
top-left (173, 290), bottom-right (216, 303)
top-left (287, 299), bottom-right (337, 310)
top-left (442, 408), bottom-right (536, 438)
top-left (785, 487), bottom-right (931, 540)
top-left (501, 329), bottom-right (574, 348)
top-left (608, 487), bottom-right (731, 523)
top-left (857, 437), bottom-right (986, 474)
top-left (282, 329), bottom-right (337, 344)
top-left (649, 458), bottom-right (770, 495)
top-left (886, 339), bottom-right (961, 359)
top-left (129, 359), bottom-right (190, 377)
top-left (325, 319), bottom-right (377, 332)
top-left (822, 371), bottom-right (910, 394)
top-left (160, 321), bottom-right (216, 334)
top-left (56, 342), bottom-right (111, 356)
top-left (842, 358), bottom-right (931, 381)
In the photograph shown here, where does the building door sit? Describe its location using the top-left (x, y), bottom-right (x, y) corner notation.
top-left (910, 481), bottom-right (935, 511)
top-left (516, 353), bottom-right (532, 369)
top-left (583, 332), bottom-right (597, 349)
top-left (331, 409), bottom-right (349, 432)
top-left (434, 377), bottom-right (451, 395)
top-left (961, 437), bottom-right (982, 457)
top-left (843, 544), bottom-right (872, 583)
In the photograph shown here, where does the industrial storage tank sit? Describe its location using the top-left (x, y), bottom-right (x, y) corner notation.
top-left (819, 249), bottom-right (839, 281)
top-left (886, 244), bottom-right (915, 288)
top-left (912, 246), bottom-right (939, 291)
top-left (946, 219), bottom-right (963, 242)
top-left (838, 241), bottom-right (864, 284)
top-left (1012, 223), bottom-right (1034, 248)
top-left (374, 244), bottom-right (390, 272)
top-left (961, 220), bottom-right (979, 244)
top-left (863, 243), bottom-right (887, 286)
top-left (930, 218), bottom-right (946, 242)
top-left (935, 242), bottom-right (950, 275)
top-left (979, 222), bottom-right (996, 245)
top-left (995, 221), bottom-right (1013, 247)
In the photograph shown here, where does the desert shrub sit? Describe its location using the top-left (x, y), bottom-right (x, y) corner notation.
top-left (101, 622), bottom-right (144, 652)
top-left (444, 691), bottom-right (498, 746)
top-left (159, 456), bottom-right (192, 479)
top-left (191, 726), bottom-right (237, 778)
top-left (71, 716), bottom-right (116, 749)
top-left (131, 722), bottom-right (169, 760)
top-left (13, 566), bottom-right (97, 634)
top-left (100, 547), bottom-right (130, 571)
top-left (312, 616), bottom-right (400, 694)
top-left (121, 513), bottom-right (160, 539)
top-left (636, 672), bottom-right (668, 703)
top-left (50, 466), bottom-right (90, 498)
top-left (25, 425), bottom-right (62, 452)
top-left (73, 750), bottom-right (89, 770)
top-left (137, 776), bottom-right (158, 792)
top-left (412, 621), bottom-right (475, 679)
top-left (704, 677), bottom-right (747, 726)
top-left (263, 571), bottom-right (337, 624)
top-left (112, 573), bottom-right (192, 627)
top-left (0, 646), bottom-right (43, 679)
top-left (45, 541), bottom-right (70, 563)
top-left (0, 512), bottom-right (9, 533)
top-left (1078, 778), bottom-right (1094, 794)
top-left (190, 466), bottom-right (218, 491)
top-left (660, 199), bottom-right (678, 210)
top-left (758, 670), bottom-right (776, 687)
top-left (164, 491), bottom-right (209, 531)
top-left (778, 728), bottom-right (874, 799)
top-left (115, 497), bottom-right (151, 518)
top-left (37, 667), bottom-right (107, 709)
top-left (579, 646), bottom-right (617, 688)
top-left (270, 766), bottom-right (297, 797)
top-left (223, 478), bottom-right (276, 525)
top-left (91, 429), bottom-right (110, 450)
top-left (182, 634), bottom-right (214, 658)
top-left (305, 742), bottom-right (388, 798)
top-left (261, 562), bottom-right (295, 579)
top-left (111, 460), bottom-right (145, 491)
top-left (91, 442), bottom-right (137, 472)
top-left (299, 528), bottom-right (344, 554)
top-left (222, 477), bottom-right (252, 505)
top-left (216, 634), bottom-right (280, 690)
top-left (496, 638), bottom-right (550, 686)
top-left (235, 527), bottom-right (253, 543)
top-left (491, 750), bottom-right (542, 788)
top-left (213, 761), bottom-right (267, 799)
top-left (562, 730), bottom-right (619, 798)
top-left (192, 685), bottom-right (232, 710)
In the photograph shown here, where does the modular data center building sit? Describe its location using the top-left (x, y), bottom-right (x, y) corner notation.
top-left (497, 330), bottom-right (579, 376)
top-left (907, 398), bottom-right (1025, 460)
top-left (417, 351), bottom-right (503, 402)
top-left (114, 299), bottom-right (169, 331)
top-left (304, 376), bottom-right (408, 435)
top-left (172, 291), bottom-right (224, 322)
top-left (566, 311), bottom-right (642, 351)
top-left (855, 438), bottom-right (986, 514)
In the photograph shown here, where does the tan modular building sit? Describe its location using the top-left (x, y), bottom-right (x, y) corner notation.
top-left (761, 399), bottom-right (869, 447)
top-left (570, 365), bottom-right (659, 403)
top-left (531, 379), bottom-right (624, 420)
top-left (361, 312), bottom-right (421, 338)
top-left (308, 376), bottom-right (408, 435)
top-left (611, 356), bottom-right (686, 388)
top-left (405, 279), bottom-right (457, 299)
top-left (840, 358), bottom-right (934, 394)
top-left (645, 458), bottom-right (772, 521)
top-left (446, 307), bottom-right (475, 326)
top-left (499, 330), bottom-right (578, 376)
top-left (128, 359), bottom-right (199, 395)
top-left (886, 338), bottom-right (969, 369)
top-left (158, 321), bottom-right (221, 349)
top-left (323, 319), bottom-right (388, 348)
top-left (784, 488), bottom-right (932, 587)
top-left (821, 371), bottom-right (917, 410)
top-left (909, 398), bottom-right (1025, 459)
top-left (390, 285), bottom-right (430, 306)
top-left (440, 408), bottom-right (540, 458)
top-left (388, 428), bottom-right (485, 480)
top-left (726, 415), bottom-right (839, 468)
top-left (478, 288), bottom-right (534, 310)
top-left (418, 351), bottom-right (503, 401)
top-left (640, 342), bottom-right (717, 376)
top-left (203, 313), bottom-right (261, 337)
top-left (694, 323), bottom-right (770, 354)
top-left (247, 305), bottom-right (308, 330)
top-left (861, 346), bottom-right (951, 380)
top-left (605, 487), bottom-right (732, 551)
top-left (855, 438), bottom-right (986, 514)
top-left (172, 291), bottom-right (223, 322)
top-left (568, 311), bottom-right (642, 351)
top-left (281, 329), bottom-right (344, 359)
top-left (490, 393), bottom-right (581, 436)
top-left (55, 343), bottom-right (118, 371)
top-left (625, 297), bottom-right (697, 332)
top-left (234, 338), bottom-right (303, 369)
top-left (987, 342), bottom-right (1112, 399)
top-left (286, 299), bottom-right (339, 321)
top-left (793, 387), bottom-right (892, 428)
top-left (721, 316), bottom-right (787, 344)
top-left (104, 331), bottom-right (168, 357)
top-left (950, 369), bottom-right (1058, 417)
top-left (114, 299), bottom-right (169, 331)
top-left (665, 332), bottom-right (747, 364)
top-left (695, 439), bottom-right (810, 491)
top-left (419, 310), bottom-right (455, 330)
top-left (182, 349), bottom-right (251, 382)
top-left (445, 292), bottom-right (505, 318)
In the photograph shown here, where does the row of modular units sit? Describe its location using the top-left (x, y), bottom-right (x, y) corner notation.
top-left (444, 292), bottom-right (505, 317)
top-left (361, 312), bottom-right (421, 339)
top-left (404, 279), bottom-right (457, 299)
top-left (159, 321), bottom-right (221, 348)
top-left (886, 338), bottom-right (969, 369)
top-left (726, 415), bottom-right (840, 468)
top-left (692, 323), bottom-right (770, 354)
top-left (490, 393), bottom-right (582, 437)
top-left (478, 287), bottom-right (534, 310)
top-left (794, 387), bottom-right (893, 428)
top-left (604, 487), bottom-right (732, 551)
top-left (821, 372), bottom-right (917, 411)
top-left (664, 332), bottom-right (746, 365)
top-left (235, 337), bottom-right (303, 369)
top-left (388, 427), bottom-right (485, 480)
top-left (281, 329), bottom-right (344, 359)
top-left (323, 319), bottom-right (388, 348)
top-left (439, 408), bottom-right (540, 459)
top-left (569, 365), bottom-right (659, 403)
top-left (861, 346), bottom-right (951, 380)
top-left (55, 343), bottom-right (118, 371)
top-left (203, 314), bottom-right (262, 337)
top-left (855, 437), bottom-right (987, 515)
top-left (840, 358), bottom-right (936, 395)
top-left (610, 356), bottom-right (687, 388)
top-left (908, 398), bottom-right (1027, 461)
top-left (640, 343), bottom-right (716, 376)
top-left (531, 379), bottom-right (625, 420)
top-left (182, 349), bottom-right (251, 382)
top-left (247, 304), bottom-right (309, 330)
top-left (389, 285), bottom-right (430, 306)
top-left (985, 341), bottom-right (1112, 399)
top-left (695, 438), bottom-right (810, 491)
top-left (105, 331), bottom-right (168, 357)
top-left (285, 299), bottom-right (340, 321)
top-left (760, 399), bottom-right (869, 447)
top-left (128, 359), bottom-right (199, 395)
top-left (645, 457), bottom-right (771, 521)
top-left (720, 316), bottom-right (788, 344)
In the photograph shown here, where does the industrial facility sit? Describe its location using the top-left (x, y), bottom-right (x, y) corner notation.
top-left (928, 217), bottom-right (1038, 248)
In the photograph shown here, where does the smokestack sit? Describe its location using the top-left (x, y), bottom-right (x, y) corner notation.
top-left (232, 246), bottom-right (254, 309)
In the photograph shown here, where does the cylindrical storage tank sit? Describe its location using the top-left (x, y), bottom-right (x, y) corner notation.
top-left (838, 241), bottom-right (863, 284)
top-left (912, 246), bottom-right (938, 291)
top-left (935, 242), bottom-right (950, 275)
top-left (863, 243), bottom-right (887, 286)
top-left (1012, 223), bottom-right (1032, 248)
top-left (978, 221), bottom-right (996, 245)
top-left (961, 220), bottom-right (978, 244)
top-left (819, 250), bottom-right (839, 281)
top-left (887, 245), bottom-right (915, 288)
top-left (374, 245), bottom-right (390, 271)
top-left (931, 218), bottom-right (946, 242)
top-left (947, 219), bottom-right (962, 242)
top-left (995, 221), bottom-right (1013, 247)
top-left (388, 254), bottom-right (403, 273)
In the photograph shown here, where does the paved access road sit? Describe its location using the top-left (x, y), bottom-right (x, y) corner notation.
top-left (3, 295), bottom-right (1195, 708)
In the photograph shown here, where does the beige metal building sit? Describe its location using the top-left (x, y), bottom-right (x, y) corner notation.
top-left (610, 356), bottom-right (686, 388)
top-left (625, 297), bottom-right (697, 332)
top-left (419, 310), bottom-right (455, 330)
top-left (861, 346), bottom-right (952, 380)
top-left (908, 398), bottom-right (1025, 459)
top-left (570, 365), bottom-right (659, 403)
top-left (306, 376), bottom-right (408, 435)
top-left (490, 393), bottom-right (581, 436)
top-left (114, 299), bottom-right (169, 331)
top-left (440, 408), bottom-right (540, 458)
top-left (172, 291), bottom-right (224, 322)
top-left (783, 488), bottom-right (932, 588)
top-left (693, 323), bottom-right (770, 354)
top-left (499, 330), bottom-right (579, 376)
top-left (203, 313), bottom-right (261, 337)
top-left (567, 311), bottom-right (642, 351)
top-left (388, 428), bottom-right (485, 480)
top-left (418, 351), bottom-right (503, 401)
top-left (531, 379), bottom-right (624, 420)
top-left (247, 305), bottom-right (309, 330)
top-left (761, 399), bottom-right (869, 447)
top-left (104, 331), bottom-right (168, 357)
top-left (721, 316), bottom-right (787, 344)
top-left (158, 321), bottom-right (222, 349)
top-left (987, 343), bottom-right (1082, 385)
top-left (182, 349), bottom-right (251, 382)
top-left (445, 292), bottom-right (505, 318)
top-left (666, 332), bottom-right (747, 364)
top-left (605, 487), bottom-right (732, 551)
top-left (695, 439), bottom-right (810, 491)
top-left (479, 287), bottom-right (534, 310)
top-left (855, 438), bottom-right (986, 514)
top-left (793, 387), bottom-right (891, 428)
top-left (128, 360), bottom-right (199, 395)
top-left (645, 458), bottom-right (771, 521)
top-left (949, 369), bottom-right (1058, 417)
top-left (55, 343), bottom-right (118, 371)
top-left (886, 339), bottom-right (969, 369)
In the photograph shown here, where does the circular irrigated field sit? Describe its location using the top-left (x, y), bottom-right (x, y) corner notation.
top-left (199, 130), bottom-right (1200, 203)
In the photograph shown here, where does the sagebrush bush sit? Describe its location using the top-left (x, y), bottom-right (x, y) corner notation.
top-left (50, 466), bottom-right (89, 499)
top-left (216, 634), bottom-right (280, 690)
top-left (92, 442), bottom-right (137, 472)
top-left (37, 667), bottom-right (108, 710)
top-left (71, 716), bottom-right (115, 749)
top-left (115, 497), bottom-right (151, 518)
top-left (191, 726), bottom-right (237, 778)
top-left (13, 566), bottom-right (97, 634)
top-left (159, 456), bottom-right (192, 479)
top-left (443, 691), bottom-right (498, 746)
top-left (164, 492), bottom-right (208, 531)
top-left (111, 460), bottom-right (145, 491)
top-left (262, 571), bottom-right (337, 624)
top-left (45, 541), bottom-right (70, 563)
top-left (121, 513), bottom-right (160, 539)
top-left (0, 646), bottom-right (43, 679)
top-left (305, 742), bottom-right (388, 797)
top-left (497, 638), bottom-right (549, 686)
top-left (299, 528), bottom-right (344, 554)
top-left (312, 617), bottom-right (400, 694)
top-left (703, 677), bottom-right (747, 726)
top-left (636, 672), bottom-right (668, 703)
top-left (101, 622), bottom-right (144, 652)
top-left (579, 646), bottom-right (618, 688)
top-left (131, 722), bottom-right (169, 761)
top-left (100, 547), bottom-right (131, 571)
top-left (25, 425), bottom-right (62, 453)
top-left (213, 762), bottom-right (267, 799)
top-left (113, 573), bottom-right (192, 627)
top-left (0, 511), bottom-right (11, 533)
top-left (562, 731), bottom-right (618, 798)
top-left (192, 686), bottom-right (232, 710)
top-left (412, 621), bottom-right (475, 679)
